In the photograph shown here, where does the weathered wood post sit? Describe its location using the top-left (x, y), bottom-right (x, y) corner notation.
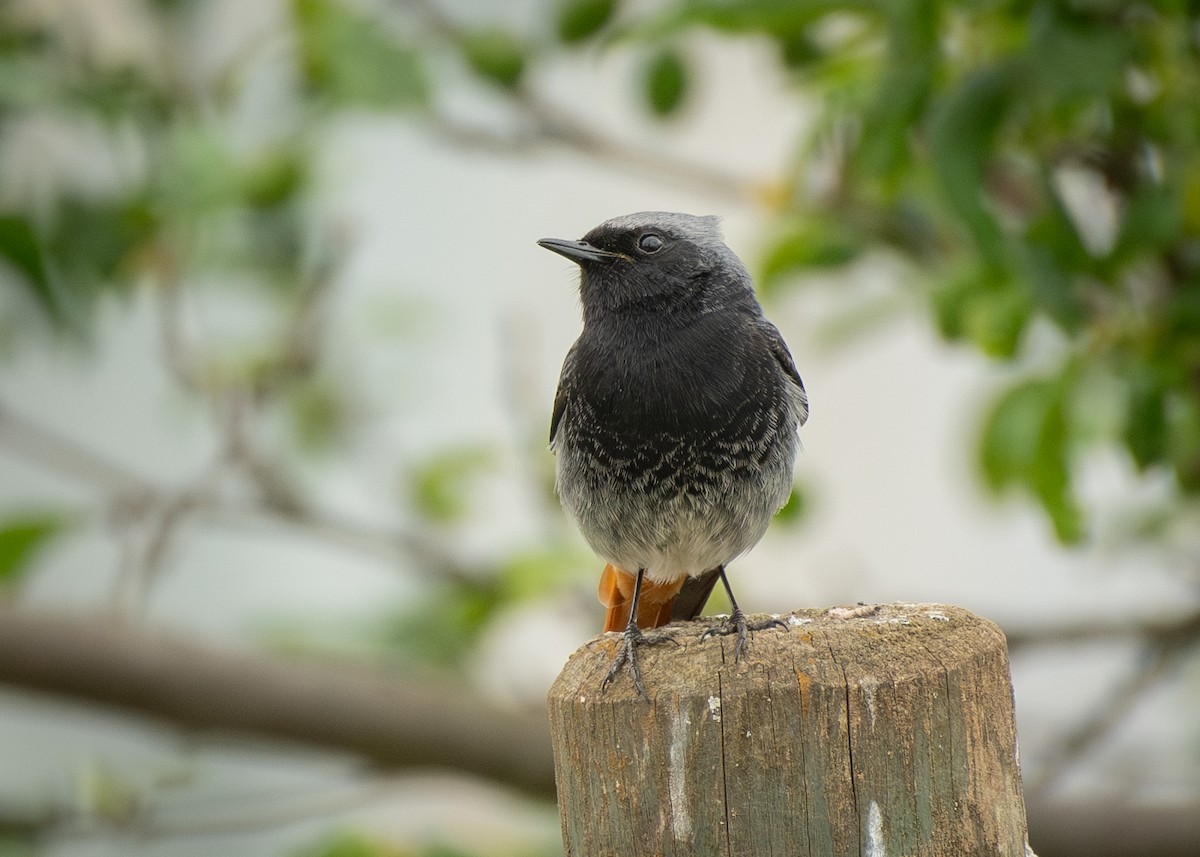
top-left (547, 602), bottom-right (1031, 856)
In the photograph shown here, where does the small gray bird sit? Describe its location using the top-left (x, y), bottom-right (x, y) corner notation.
top-left (539, 212), bottom-right (808, 696)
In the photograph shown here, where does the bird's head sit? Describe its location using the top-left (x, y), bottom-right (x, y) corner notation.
top-left (538, 212), bottom-right (755, 324)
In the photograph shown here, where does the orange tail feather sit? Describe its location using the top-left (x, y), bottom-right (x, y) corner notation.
top-left (597, 564), bottom-right (684, 633)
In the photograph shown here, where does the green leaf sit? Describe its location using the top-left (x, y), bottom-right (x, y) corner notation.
top-left (0, 213), bottom-right (53, 312)
top-left (50, 195), bottom-right (157, 283)
top-left (383, 580), bottom-right (498, 667)
top-left (292, 831), bottom-right (398, 857)
top-left (1166, 393), bottom-right (1200, 493)
top-left (930, 266), bottom-right (1031, 357)
top-left (498, 543), bottom-right (591, 599)
top-left (288, 379), bottom-right (347, 454)
top-left (777, 31), bottom-right (822, 68)
top-left (633, 0), bottom-right (853, 38)
top-left (1026, 6), bottom-right (1129, 100)
top-left (961, 284), bottom-right (1030, 359)
top-left (556, 0), bottom-right (618, 43)
top-left (460, 28), bottom-right (527, 90)
top-left (0, 514), bottom-right (66, 585)
top-left (1115, 182), bottom-right (1182, 258)
top-left (929, 65), bottom-right (1018, 266)
top-left (643, 49), bottom-right (688, 117)
top-left (408, 446), bottom-right (494, 523)
top-left (758, 215), bottom-right (861, 292)
top-left (773, 483), bottom-right (810, 526)
top-left (293, 0), bottom-right (427, 108)
top-left (1124, 368), bottom-right (1168, 471)
top-left (0, 833), bottom-right (37, 857)
top-left (979, 374), bottom-right (1083, 543)
top-left (852, 0), bottom-right (937, 184)
top-left (1014, 233), bottom-right (1087, 336)
top-left (241, 148), bottom-right (308, 209)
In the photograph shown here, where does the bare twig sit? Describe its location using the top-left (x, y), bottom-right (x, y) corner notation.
top-left (9, 777), bottom-right (410, 840)
top-left (0, 401), bottom-right (153, 495)
top-left (200, 500), bottom-right (488, 586)
top-left (108, 455), bottom-right (231, 615)
top-left (1005, 609), bottom-right (1200, 650)
top-left (1024, 612), bottom-right (1200, 800)
top-left (118, 778), bottom-right (403, 839)
top-left (153, 245), bottom-right (203, 393)
top-left (395, 0), bottom-right (758, 204)
top-left (0, 399), bottom-right (488, 587)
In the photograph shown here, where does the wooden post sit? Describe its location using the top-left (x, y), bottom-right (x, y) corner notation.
top-left (547, 603), bottom-right (1031, 857)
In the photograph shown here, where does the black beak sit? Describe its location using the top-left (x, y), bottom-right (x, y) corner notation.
top-left (537, 237), bottom-right (624, 264)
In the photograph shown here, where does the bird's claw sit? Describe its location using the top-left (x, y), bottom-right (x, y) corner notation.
top-left (700, 609), bottom-right (786, 661)
top-left (602, 625), bottom-right (676, 700)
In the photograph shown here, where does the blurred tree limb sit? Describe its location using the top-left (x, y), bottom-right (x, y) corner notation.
top-left (0, 606), bottom-right (556, 797)
top-left (0, 398), bottom-right (487, 593)
top-left (1012, 608), bottom-right (1200, 802)
top-left (1, 605), bottom-right (1200, 856)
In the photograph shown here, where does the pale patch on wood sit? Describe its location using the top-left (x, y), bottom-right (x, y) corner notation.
top-left (667, 707), bottom-right (692, 842)
top-left (866, 800), bottom-right (886, 857)
top-left (547, 602), bottom-right (1030, 856)
top-left (860, 676), bottom-right (879, 730)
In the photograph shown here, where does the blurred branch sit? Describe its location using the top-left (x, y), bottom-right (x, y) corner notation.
top-left (1005, 609), bottom-right (1200, 650)
top-left (113, 778), bottom-right (405, 838)
top-left (0, 402), bottom-right (153, 496)
top-left (108, 453), bottom-right (229, 614)
top-left (423, 94), bottom-right (755, 204)
top-left (398, 0), bottom-right (756, 204)
top-left (1026, 799), bottom-right (1200, 857)
top-left (1022, 610), bottom-right (1200, 801)
top-left (0, 607), bottom-right (555, 797)
top-left (0, 398), bottom-right (484, 586)
top-left (2, 776), bottom-right (431, 840)
top-left (518, 91), bottom-right (755, 202)
top-left (200, 500), bottom-right (487, 586)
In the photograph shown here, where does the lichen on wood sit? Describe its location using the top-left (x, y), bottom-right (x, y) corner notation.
top-left (548, 603), bottom-right (1031, 857)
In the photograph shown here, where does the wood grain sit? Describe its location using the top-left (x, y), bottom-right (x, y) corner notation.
top-left (548, 603), bottom-right (1031, 856)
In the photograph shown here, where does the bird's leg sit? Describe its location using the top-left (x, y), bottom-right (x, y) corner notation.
top-left (602, 568), bottom-right (673, 700)
top-left (701, 566), bottom-right (786, 661)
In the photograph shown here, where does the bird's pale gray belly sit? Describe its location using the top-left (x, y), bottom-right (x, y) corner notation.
top-left (555, 413), bottom-right (798, 584)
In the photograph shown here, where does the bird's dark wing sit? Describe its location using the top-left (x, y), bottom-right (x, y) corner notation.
top-left (549, 345), bottom-right (576, 447)
top-left (757, 319), bottom-right (808, 426)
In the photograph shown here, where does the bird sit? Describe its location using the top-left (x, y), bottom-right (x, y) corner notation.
top-left (538, 212), bottom-right (808, 697)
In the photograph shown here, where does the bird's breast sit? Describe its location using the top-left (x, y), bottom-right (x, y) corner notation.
top-left (558, 319), bottom-right (795, 494)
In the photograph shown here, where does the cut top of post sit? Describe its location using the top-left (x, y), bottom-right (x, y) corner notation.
top-left (547, 602), bottom-right (1031, 857)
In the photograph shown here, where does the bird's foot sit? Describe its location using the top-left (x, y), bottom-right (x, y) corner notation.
top-left (602, 625), bottom-right (677, 700)
top-left (701, 609), bottom-right (786, 662)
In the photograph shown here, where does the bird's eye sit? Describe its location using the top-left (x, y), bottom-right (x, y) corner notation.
top-left (638, 233), bottom-right (664, 253)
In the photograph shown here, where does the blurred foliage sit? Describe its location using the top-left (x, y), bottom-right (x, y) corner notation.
top-left (459, 28), bottom-right (528, 90)
top-left (643, 47), bottom-right (690, 116)
top-left (556, 0), bottom-right (618, 44)
top-left (385, 542), bottom-right (589, 667)
top-left (773, 483), bottom-right (811, 528)
top-left (294, 831), bottom-right (481, 857)
top-left (0, 0), bottom-right (1197, 848)
top-left (384, 578), bottom-right (500, 667)
top-left (407, 446), bottom-right (495, 524)
top-left (0, 0), bottom-right (1195, 686)
top-left (5, 0), bottom-right (1192, 547)
top-left (294, 0), bottom-right (428, 108)
top-left (0, 512), bottom-right (66, 587)
top-left (622, 0), bottom-right (1200, 543)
